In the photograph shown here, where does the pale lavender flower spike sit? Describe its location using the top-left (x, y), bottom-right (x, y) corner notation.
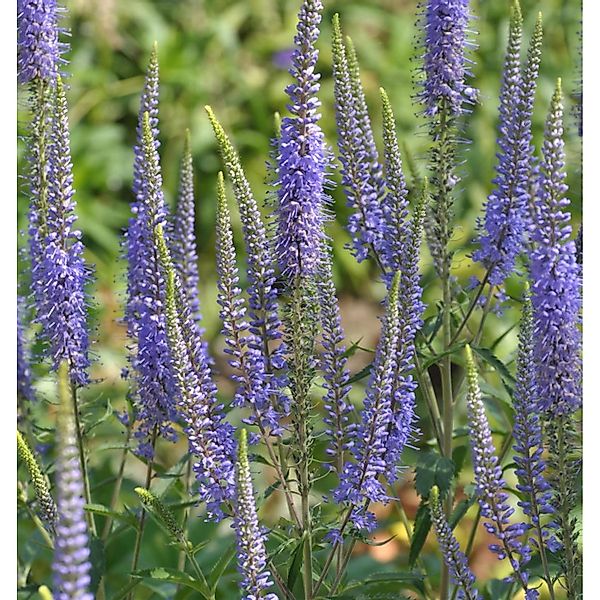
top-left (52, 364), bottom-right (93, 600)
top-left (530, 80), bottom-right (582, 416)
top-left (233, 430), bottom-right (278, 600)
top-left (420, 0), bottom-right (478, 117)
top-left (17, 0), bottom-right (65, 83)
top-left (274, 0), bottom-right (327, 279)
top-left (34, 76), bottom-right (90, 386)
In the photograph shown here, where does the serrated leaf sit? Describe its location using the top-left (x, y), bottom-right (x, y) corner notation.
top-left (208, 540), bottom-right (236, 591)
top-left (409, 501), bottom-right (431, 567)
top-left (414, 452), bottom-right (454, 498)
top-left (132, 567), bottom-right (212, 599)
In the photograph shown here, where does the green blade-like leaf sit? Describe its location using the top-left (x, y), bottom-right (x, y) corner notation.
top-left (132, 567), bottom-right (212, 599)
top-left (84, 503), bottom-right (138, 530)
top-left (208, 541), bottom-right (237, 591)
top-left (409, 501), bottom-right (431, 567)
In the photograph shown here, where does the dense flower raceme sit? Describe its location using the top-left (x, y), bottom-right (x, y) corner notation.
top-left (155, 221), bottom-right (236, 520)
top-left (17, 0), bottom-right (65, 83)
top-left (382, 182), bottom-right (427, 483)
top-left (274, 0), bottom-right (327, 278)
top-left (465, 346), bottom-right (534, 593)
top-left (33, 76), bottom-right (90, 386)
top-left (233, 430), bottom-right (278, 600)
top-left (215, 173), bottom-right (280, 434)
top-left (530, 80), bottom-right (582, 416)
top-left (125, 106), bottom-right (178, 457)
top-left (207, 108), bottom-right (287, 428)
top-left (172, 130), bottom-right (203, 327)
top-left (318, 247), bottom-right (353, 472)
top-left (52, 363), bottom-right (92, 600)
top-left (333, 273), bottom-right (401, 532)
top-left (17, 296), bottom-right (35, 406)
top-left (429, 486), bottom-right (481, 600)
top-left (511, 294), bottom-right (555, 546)
top-left (331, 14), bottom-right (385, 264)
top-left (474, 8), bottom-right (543, 286)
top-left (420, 0), bottom-right (478, 117)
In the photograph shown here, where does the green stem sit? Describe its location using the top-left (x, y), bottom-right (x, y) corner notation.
top-left (101, 425), bottom-right (132, 541)
top-left (127, 427), bottom-right (157, 600)
top-left (178, 459), bottom-right (193, 573)
top-left (71, 385), bottom-right (97, 536)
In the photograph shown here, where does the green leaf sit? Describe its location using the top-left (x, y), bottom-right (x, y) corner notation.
top-left (421, 341), bottom-right (466, 371)
top-left (84, 503), bottom-right (138, 529)
top-left (414, 452), bottom-right (454, 498)
top-left (347, 363), bottom-right (372, 384)
top-left (89, 536), bottom-right (105, 594)
top-left (333, 572), bottom-right (426, 597)
top-left (451, 445), bottom-right (468, 477)
top-left (409, 501), bottom-right (431, 567)
top-left (132, 567), bottom-right (212, 599)
top-left (287, 537), bottom-right (305, 592)
top-left (208, 541), bottom-right (236, 591)
top-left (448, 496), bottom-right (476, 530)
top-left (471, 346), bottom-right (515, 394)
top-left (484, 578), bottom-right (513, 599)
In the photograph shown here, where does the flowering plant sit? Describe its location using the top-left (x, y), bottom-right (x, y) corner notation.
top-left (17, 0), bottom-right (582, 599)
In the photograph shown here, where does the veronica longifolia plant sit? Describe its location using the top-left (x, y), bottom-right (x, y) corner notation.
top-left (16, 0), bottom-right (582, 598)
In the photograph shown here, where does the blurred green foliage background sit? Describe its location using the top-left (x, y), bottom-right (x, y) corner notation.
top-left (17, 0), bottom-right (582, 597)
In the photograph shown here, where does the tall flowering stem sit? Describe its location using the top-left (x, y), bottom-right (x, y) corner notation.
top-left (155, 222), bottom-right (236, 519)
top-left (233, 429), bottom-right (278, 600)
top-left (474, 7), bottom-right (543, 286)
top-left (331, 14), bottom-right (385, 265)
top-left (429, 486), bottom-right (481, 600)
top-left (171, 130), bottom-right (202, 326)
top-left (125, 96), bottom-right (178, 456)
top-left (52, 362), bottom-right (93, 600)
top-left (319, 247), bottom-right (352, 475)
top-left (333, 272), bottom-right (401, 533)
top-left (531, 79), bottom-right (582, 599)
top-left (465, 346), bottom-right (533, 594)
top-left (530, 80), bottom-right (581, 417)
top-left (206, 107), bottom-right (285, 423)
top-left (274, 0), bottom-right (327, 278)
top-left (215, 173), bottom-right (301, 528)
top-left (17, 296), bottom-right (35, 420)
top-left (34, 75), bottom-right (90, 386)
top-left (512, 293), bottom-right (555, 599)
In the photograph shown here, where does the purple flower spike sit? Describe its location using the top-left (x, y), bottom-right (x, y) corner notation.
top-left (333, 273), bottom-right (401, 532)
top-left (156, 223), bottom-right (236, 520)
top-left (512, 294), bottom-right (555, 546)
top-left (465, 346), bottom-right (532, 590)
top-left (52, 363), bottom-right (92, 600)
top-left (125, 109), bottom-right (178, 456)
top-left (33, 76), bottom-right (90, 386)
top-left (420, 0), bottom-right (478, 117)
top-left (530, 80), bottom-right (582, 416)
top-left (17, 0), bottom-right (66, 83)
top-left (318, 247), bottom-right (353, 473)
top-left (215, 173), bottom-right (280, 434)
top-left (474, 9), bottom-right (543, 286)
top-left (331, 14), bottom-right (385, 264)
top-left (274, 0), bottom-right (327, 279)
top-left (430, 486), bottom-right (481, 600)
top-left (172, 131), bottom-right (202, 326)
top-left (233, 430), bottom-right (278, 600)
top-left (17, 296), bottom-right (35, 406)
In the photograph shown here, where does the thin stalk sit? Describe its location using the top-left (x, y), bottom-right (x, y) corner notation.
top-left (177, 458), bottom-right (193, 573)
top-left (269, 558), bottom-right (296, 600)
top-left (71, 384), bottom-right (96, 536)
top-left (127, 427), bottom-right (157, 600)
top-left (101, 425), bottom-right (132, 541)
top-left (415, 354), bottom-right (444, 452)
top-left (22, 500), bottom-right (54, 550)
top-left (187, 552), bottom-right (212, 598)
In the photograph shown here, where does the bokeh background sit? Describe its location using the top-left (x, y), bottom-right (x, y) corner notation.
top-left (17, 0), bottom-right (582, 598)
